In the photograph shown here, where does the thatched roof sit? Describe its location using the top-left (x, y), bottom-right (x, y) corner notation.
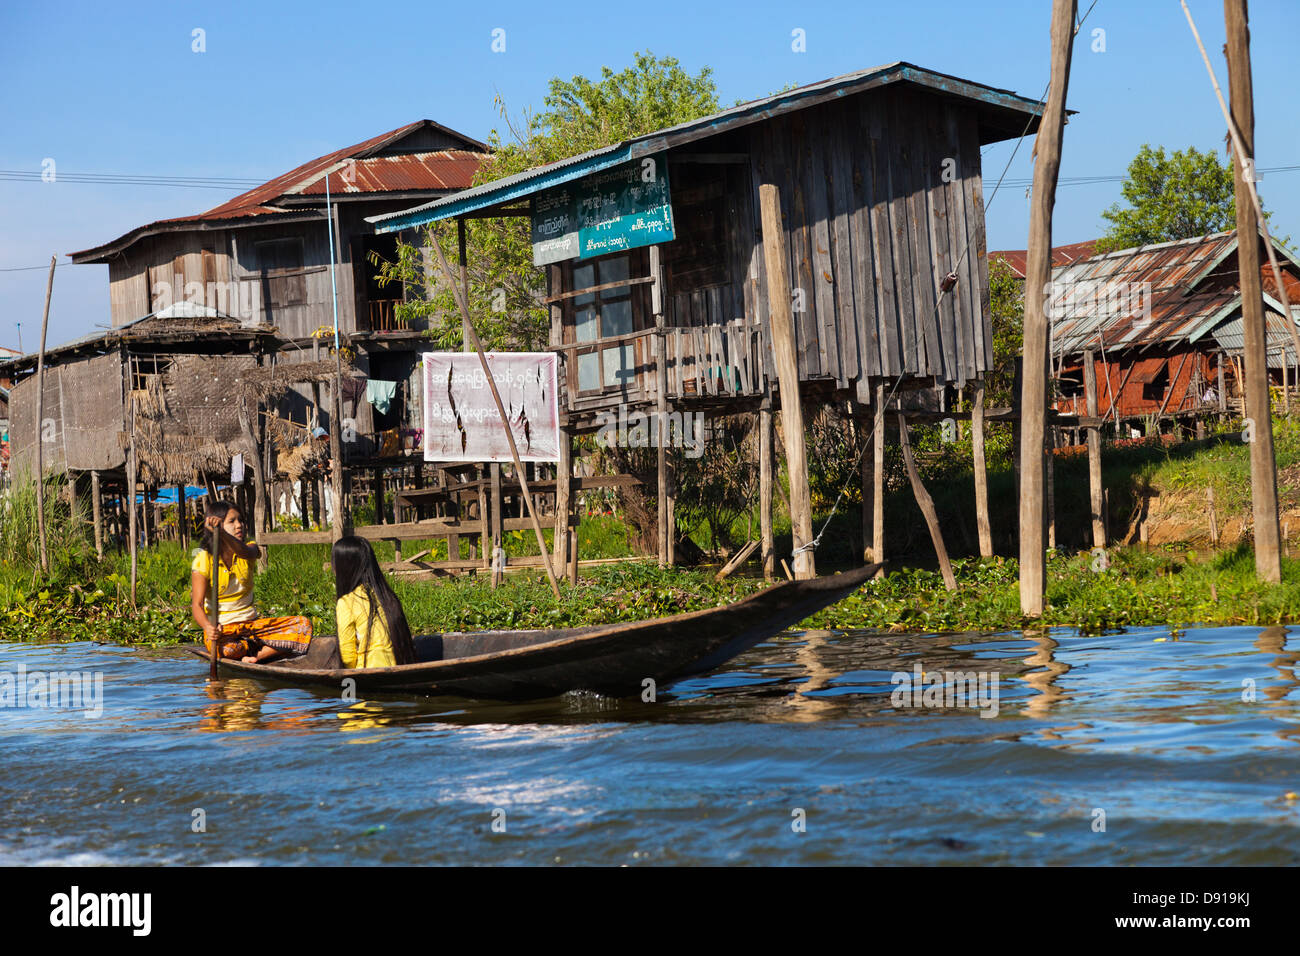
top-left (129, 353), bottom-right (353, 484)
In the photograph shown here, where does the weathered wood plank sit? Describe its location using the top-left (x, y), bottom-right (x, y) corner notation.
top-left (827, 98), bottom-right (860, 385)
top-left (897, 91), bottom-right (941, 379)
top-left (942, 104), bottom-right (976, 383)
top-left (804, 107), bottom-right (839, 383)
top-left (785, 112), bottom-right (819, 379)
top-left (849, 99), bottom-right (881, 380)
top-left (873, 98), bottom-right (908, 376)
top-left (925, 96), bottom-right (962, 385)
top-left (960, 111), bottom-right (993, 370)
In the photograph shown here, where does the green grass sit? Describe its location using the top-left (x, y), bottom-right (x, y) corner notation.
top-left (804, 545), bottom-right (1300, 633)
top-left (6, 415), bottom-right (1300, 645)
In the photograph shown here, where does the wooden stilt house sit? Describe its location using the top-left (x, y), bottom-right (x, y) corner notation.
top-left (1047, 230), bottom-right (1300, 433)
top-left (367, 62), bottom-right (1048, 569)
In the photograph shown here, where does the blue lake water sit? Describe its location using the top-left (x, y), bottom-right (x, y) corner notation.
top-left (1, 624), bottom-right (1298, 865)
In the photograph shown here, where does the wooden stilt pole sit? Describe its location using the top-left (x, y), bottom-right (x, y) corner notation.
top-left (872, 382), bottom-right (886, 579)
top-left (759, 403), bottom-right (775, 581)
top-left (898, 414), bottom-right (956, 591)
top-left (972, 377), bottom-right (993, 557)
top-left (67, 472), bottom-right (79, 531)
top-left (860, 415), bottom-right (873, 564)
top-left (758, 183), bottom-right (815, 579)
top-left (1084, 349), bottom-right (1106, 549)
top-left (651, 244), bottom-right (669, 567)
top-left (142, 484), bottom-right (153, 546)
top-left (489, 463), bottom-right (502, 587)
top-left (33, 256), bottom-right (55, 574)
top-left (128, 399), bottom-right (138, 607)
top-left (176, 482), bottom-right (188, 549)
top-left (92, 471), bottom-right (104, 559)
top-left (554, 432), bottom-right (571, 567)
top-left (568, 517), bottom-right (579, 585)
top-left (1019, 0), bottom-right (1076, 616)
top-left (1046, 426), bottom-right (1057, 552)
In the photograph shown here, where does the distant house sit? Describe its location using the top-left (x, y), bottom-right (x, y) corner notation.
top-left (67, 120), bottom-right (489, 450)
top-left (0, 121), bottom-right (490, 543)
top-left (989, 239), bottom-right (1099, 281)
top-left (1045, 230), bottom-right (1300, 430)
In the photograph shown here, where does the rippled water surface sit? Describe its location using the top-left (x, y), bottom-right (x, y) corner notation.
top-left (2, 624), bottom-right (1299, 865)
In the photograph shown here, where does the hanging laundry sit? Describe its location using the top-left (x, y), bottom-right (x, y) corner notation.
top-left (366, 379), bottom-right (397, 415)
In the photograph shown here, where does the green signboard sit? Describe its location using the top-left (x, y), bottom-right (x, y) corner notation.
top-left (531, 154), bottom-right (674, 266)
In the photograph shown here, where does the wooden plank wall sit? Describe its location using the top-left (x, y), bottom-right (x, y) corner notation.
top-left (106, 220), bottom-right (357, 339)
top-left (746, 87), bottom-right (991, 390)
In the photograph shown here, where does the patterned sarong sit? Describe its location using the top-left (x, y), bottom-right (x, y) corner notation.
top-left (206, 616), bottom-right (313, 660)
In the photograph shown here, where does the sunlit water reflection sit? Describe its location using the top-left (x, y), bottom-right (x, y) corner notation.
top-left (1, 624), bottom-right (1297, 865)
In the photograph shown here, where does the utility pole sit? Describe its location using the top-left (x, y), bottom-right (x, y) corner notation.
top-left (1019, 0), bottom-right (1076, 617)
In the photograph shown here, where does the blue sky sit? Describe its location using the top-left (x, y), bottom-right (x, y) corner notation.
top-left (2, 0), bottom-right (1297, 349)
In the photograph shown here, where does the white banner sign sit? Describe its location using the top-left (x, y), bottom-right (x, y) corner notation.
top-left (422, 352), bottom-right (560, 462)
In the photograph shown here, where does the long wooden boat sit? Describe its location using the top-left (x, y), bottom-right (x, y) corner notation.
top-left (190, 563), bottom-right (880, 700)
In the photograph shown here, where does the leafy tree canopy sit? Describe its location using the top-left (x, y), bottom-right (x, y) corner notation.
top-left (1095, 144), bottom-right (1237, 254)
top-left (379, 52), bottom-right (719, 350)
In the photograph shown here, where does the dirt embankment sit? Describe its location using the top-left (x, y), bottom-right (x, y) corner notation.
top-left (1125, 462), bottom-right (1300, 547)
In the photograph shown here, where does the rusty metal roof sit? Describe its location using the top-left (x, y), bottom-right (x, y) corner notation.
top-left (1047, 231), bottom-right (1292, 358)
top-left (71, 120), bottom-right (488, 262)
top-left (295, 151), bottom-right (484, 196)
top-left (989, 239), bottom-right (1099, 279)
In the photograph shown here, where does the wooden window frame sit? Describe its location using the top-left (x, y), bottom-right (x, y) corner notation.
top-left (561, 252), bottom-right (649, 397)
top-left (254, 237), bottom-right (307, 308)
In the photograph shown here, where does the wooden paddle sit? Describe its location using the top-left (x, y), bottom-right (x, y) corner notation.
top-left (207, 517), bottom-right (221, 680)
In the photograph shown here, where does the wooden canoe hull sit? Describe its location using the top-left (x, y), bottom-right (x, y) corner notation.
top-left (190, 563), bottom-right (879, 700)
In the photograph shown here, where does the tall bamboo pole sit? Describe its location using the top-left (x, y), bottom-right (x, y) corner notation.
top-left (33, 256), bottom-right (55, 574)
top-left (1019, 0), bottom-right (1076, 617)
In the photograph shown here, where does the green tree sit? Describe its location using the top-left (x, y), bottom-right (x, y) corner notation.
top-left (377, 52), bottom-right (719, 350)
top-left (1095, 144), bottom-right (1237, 254)
top-left (986, 255), bottom-right (1025, 408)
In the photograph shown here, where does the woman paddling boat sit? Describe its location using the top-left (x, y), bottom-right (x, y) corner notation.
top-left (190, 500), bottom-right (313, 664)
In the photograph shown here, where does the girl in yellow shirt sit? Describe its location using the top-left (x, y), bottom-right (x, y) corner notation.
top-left (330, 535), bottom-right (418, 668)
top-left (190, 500), bottom-right (312, 664)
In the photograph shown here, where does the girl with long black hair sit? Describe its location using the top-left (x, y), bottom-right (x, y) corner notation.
top-left (191, 499), bottom-right (312, 663)
top-left (330, 535), bottom-right (418, 667)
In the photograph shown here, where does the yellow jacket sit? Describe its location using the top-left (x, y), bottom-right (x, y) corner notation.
top-left (336, 587), bottom-right (396, 668)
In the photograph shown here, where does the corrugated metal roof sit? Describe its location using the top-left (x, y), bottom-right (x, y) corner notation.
top-left (369, 61), bottom-right (1049, 233)
top-left (71, 121), bottom-right (488, 262)
top-left (990, 239), bottom-right (1099, 279)
top-left (1049, 231), bottom-right (1300, 359)
top-left (295, 151), bottom-right (485, 196)
top-left (1210, 306), bottom-right (1300, 367)
top-left (1049, 232), bottom-right (1240, 356)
